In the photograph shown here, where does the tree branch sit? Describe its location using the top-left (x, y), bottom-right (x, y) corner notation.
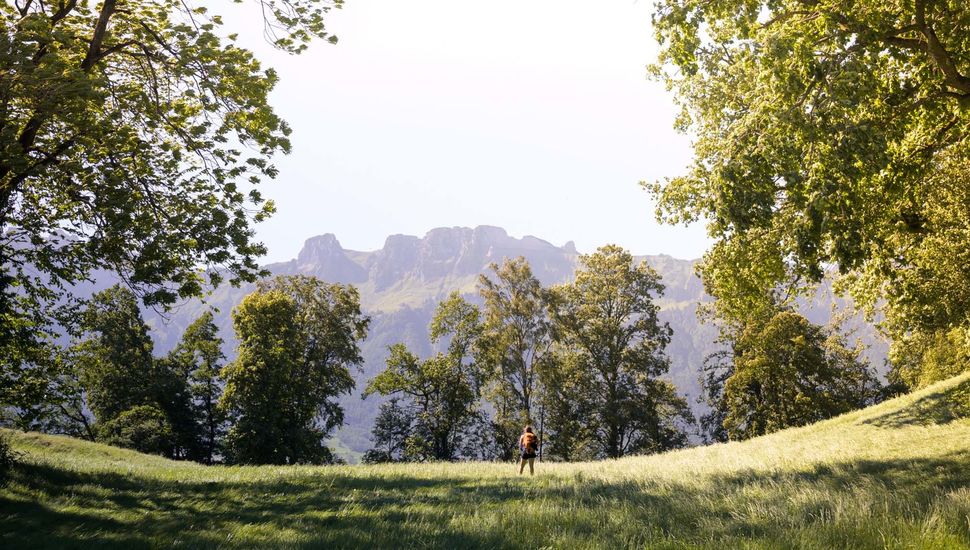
top-left (915, 0), bottom-right (970, 95)
top-left (81, 0), bottom-right (117, 71)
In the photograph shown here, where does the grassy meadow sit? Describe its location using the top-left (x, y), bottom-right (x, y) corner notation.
top-left (3, 374), bottom-right (970, 549)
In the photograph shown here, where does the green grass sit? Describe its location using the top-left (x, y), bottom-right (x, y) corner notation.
top-left (3, 375), bottom-right (970, 549)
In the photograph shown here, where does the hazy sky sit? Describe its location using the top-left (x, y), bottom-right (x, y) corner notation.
top-left (222, 0), bottom-right (710, 262)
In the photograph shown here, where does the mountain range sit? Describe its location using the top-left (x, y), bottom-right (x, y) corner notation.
top-left (130, 225), bottom-right (884, 461)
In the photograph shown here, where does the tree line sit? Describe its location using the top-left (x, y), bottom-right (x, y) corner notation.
top-left (1, 246), bottom-right (697, 464)
top-left (1, 276), bottom-right (366, 465)
top-left (0, 0), bottom-right (345, 473)
top-left (0, 244), bottom-right (887, 463)
top-left (364, 247), bottom-right (886, 461)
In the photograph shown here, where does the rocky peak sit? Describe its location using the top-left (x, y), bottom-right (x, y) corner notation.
top-left (294, 233), bottom-right (367, 283)
top-left (297, 234), bottom-right (343, 265)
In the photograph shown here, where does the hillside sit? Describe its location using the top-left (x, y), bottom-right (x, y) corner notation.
top-left (75, 225), bottom-right (884, 460)
top-left (3, 373), bottom-right (969, 548)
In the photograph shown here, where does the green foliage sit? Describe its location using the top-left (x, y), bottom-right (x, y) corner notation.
top-left (719, 311), bottom-right (881, 440)
top-left (97, 404), bottom-right (176, 456)
top-left (476, 258), bottom-right (554, 459)
top-left (72, 286), bottom-right (158, 423)
top-left (167, 311), bottom-right (226, 464)
top-left (890, 326), bottom-right (970, 389)
top-left (0, 1), bottom-right (341, 427)
top-left (649, 0), bottom-right (970, 384)
top-left (0, 318), bottom-right (85, 435)
top-left (365, 293), bottom-right (485, 461)
top-left (5, 374), bottom-right (970, 548)
top-left (0, 430), bottom-right (16, 485)
top-left (361, 398), bottom-right (413, 464)
top-left (71, 285), bottom-right (197, 458)
top-left (538, 351), bottom-right (598, 460)
top-left (549, 245), bottom-right (693, 458)
top-left (220, 276), bottom-right (368, 465)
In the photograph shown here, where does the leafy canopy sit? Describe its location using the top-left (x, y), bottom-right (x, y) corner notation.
top-left (220, 275), bottom-right (367, 465)
top-left (715, 311), bottom-right (881, 440)
top-left (365, 293), bottom-right (485, 462)
top-left (550, 245), bottom-right (692, 458)
top-left (476, 257), bottom-right (554, 458)
top-left (0, 0), bottom-right (344, 423)
top-left (0, 0), bottom-right (341, 316)
top-left (649, 0), bottom-right (970, 345)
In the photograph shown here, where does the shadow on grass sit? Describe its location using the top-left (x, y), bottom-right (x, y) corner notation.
top-left (863, 379), bottom-right (970, 428)
top-left (2, 450), bottom-right (970, 549)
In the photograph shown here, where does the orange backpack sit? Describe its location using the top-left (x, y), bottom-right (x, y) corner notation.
top-left (522, 433), bottom-right (537, 453)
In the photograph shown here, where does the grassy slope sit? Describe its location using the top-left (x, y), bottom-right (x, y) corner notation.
top-left (3, 375), bottom-right (970, 549)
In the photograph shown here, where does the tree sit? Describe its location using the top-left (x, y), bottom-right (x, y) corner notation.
top-left (0, 305), bottom-right (92, 438)
top-left (72, 285), bottom-right (158, 423)
top-left (476, 257), bottom-right (555, 459)
top-left (0, 0), bottom-right (343, 425)
top-left (550, 245), bottom-right (693, 458)
top-left (537, 350), bottom-right (597, 461)
top-left (889, 326), bottom-right (970, 390)
top-left (718, 311), bottom-right (881, 440)
top-left (168, 311), bottom-right (225, 464)
top-left (220, 276), bottom-right (368, 465)
top-left (364, 293), bottom-right (484, 461)
top-left (71, 284), bottom-right (196, 458)
top-left (649, 0), bottom-right (970, 382)
top-left (361, 398), bottom-right (414, 464)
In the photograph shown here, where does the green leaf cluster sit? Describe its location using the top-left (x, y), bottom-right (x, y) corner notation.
top-left (650, 0), bottom-right (970, 386)
top-left (364, 293), bottom-right (485, 462)
top-left (0, 1), bottom-right (342, 407)
top-left (220, 275), bottom-right (368, 465)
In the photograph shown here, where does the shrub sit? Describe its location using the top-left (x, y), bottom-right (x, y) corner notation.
top-left (0, 431), bottom-right (19, 485)
top-left (98, 405), bottom-right (176, 456)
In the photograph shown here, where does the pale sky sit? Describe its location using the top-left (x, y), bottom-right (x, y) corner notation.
top-left (221, 0), bottom-right (710, 262)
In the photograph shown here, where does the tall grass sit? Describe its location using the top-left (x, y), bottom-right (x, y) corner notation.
top-left (2, 374), bottom-right (970, 549)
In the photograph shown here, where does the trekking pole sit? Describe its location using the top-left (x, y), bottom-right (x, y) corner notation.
top-left (538, 403), bottom-right (545, 462)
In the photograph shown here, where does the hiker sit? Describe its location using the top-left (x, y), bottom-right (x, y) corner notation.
top-left (518, 425), bottom-right (539, 475)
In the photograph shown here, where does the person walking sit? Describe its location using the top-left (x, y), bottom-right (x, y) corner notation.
top-left (518, 425), bottom-right (539, 476)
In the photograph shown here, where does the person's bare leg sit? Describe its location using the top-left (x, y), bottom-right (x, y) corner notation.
top-left (519, 457), bottom-right (525, 474)
top-left (528, 458), bottom-right (535, 476)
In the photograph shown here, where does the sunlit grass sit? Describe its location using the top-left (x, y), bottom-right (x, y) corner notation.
top-left (3, 374), bottom-right (970, 548)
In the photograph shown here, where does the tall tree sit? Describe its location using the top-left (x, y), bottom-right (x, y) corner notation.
top-left (220, 276), bottom-right (368, 465)
top-left (0, 0), bottom-right (343, 421)
top-left (364, 293), bottom-right (484, 461)
top-left (649, 0), bottom-right (970, 382)
top-left (71, 284), bottom-right (196, 457)
top-left (0, 337), bottom-right (93, 440)
top-left (716, 311), bottom-right (881, 440)
top-left (537, 350), bottom-right (597, 461)
top-left (476, 257), bottom-right (554, 459)
top-left (168, 311), bottom-right (225, 464)
top-left (550, 245), bottom-right (692, 458)
top-left (361, 398), bottom-right (414, 464)
top-left (72, 285), bottom-right (157, 423)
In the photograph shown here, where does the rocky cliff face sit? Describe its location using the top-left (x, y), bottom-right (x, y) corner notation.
top-left (134, 226), bottom-right (881, 461)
